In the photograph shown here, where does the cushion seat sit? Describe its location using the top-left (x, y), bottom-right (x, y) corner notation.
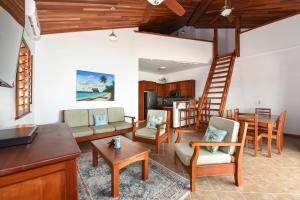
top-left (175, 142), bottom-right (232, 166)
top-left (91, 125), bottom-right (115, 134)
top-left (109, 121), bottom-right (132, 130)
top-left (135, 128), bottom-right (165, 140)
top-left (70, 126), bottom-right (93, 138)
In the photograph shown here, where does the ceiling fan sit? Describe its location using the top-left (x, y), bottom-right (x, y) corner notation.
top-left (142, 0), bottom-right (186, 23)
top-left (207, 0), bottom-right (235, 23)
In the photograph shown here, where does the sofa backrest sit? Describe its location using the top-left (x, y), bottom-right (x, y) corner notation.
top-left (88, 108), bottom-right (108, 126)
top-left (64, 109), bottom-right (89, 128)
top-left (209, 117), bottom-right (240, 155)
top-left (107, 107), bottom-right (125, 123)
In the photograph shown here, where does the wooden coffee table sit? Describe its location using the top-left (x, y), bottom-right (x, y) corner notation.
top-left (91, 136), bottom-right (150, 197)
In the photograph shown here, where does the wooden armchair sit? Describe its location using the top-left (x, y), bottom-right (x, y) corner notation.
top-left (174, 117), bottom-right (248, 192)
top-left (132, 110), bottom-right (170, 154)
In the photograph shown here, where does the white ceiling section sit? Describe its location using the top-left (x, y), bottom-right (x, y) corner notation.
top-left (139, 58), bottom-right (208, 75)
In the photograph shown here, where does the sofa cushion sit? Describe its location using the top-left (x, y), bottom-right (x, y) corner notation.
top-left (107, 107), bottom-right (125, 123)
top-left (135, 128), bottom-right (165, 140)
top-left (109, 121), bottom-right (132, 130)
top-left (90, 125), bottom-right (115, 134)
top-left (175, 142), bottom-right (232, 166)
top-left (88, 108), bottom-right (108, 126)
top-left (70, 126), bottom-right (93, 138)
top-left (64, 109), bottom-right (89, 128)
top-left (209, 117), bottom-right (240, 155)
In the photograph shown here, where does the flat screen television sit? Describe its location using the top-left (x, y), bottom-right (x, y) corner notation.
top-left (0, 6), bottom-right (24, 88)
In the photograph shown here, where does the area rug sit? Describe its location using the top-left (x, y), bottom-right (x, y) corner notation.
top-left (77, 152), bottom-right (190, 200)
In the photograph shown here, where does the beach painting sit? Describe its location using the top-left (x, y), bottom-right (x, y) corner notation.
top-left (76, 70), bottom-right (115, 101)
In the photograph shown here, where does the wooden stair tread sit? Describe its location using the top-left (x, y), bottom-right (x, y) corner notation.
top-left (211, 81), bottom-right (226, 84)
top-left (212, 75), bottom-right (227, 79)
top-left (209, 86), bottom-right (225, 89)
top-left (216, 61), bottom-right (231, 65)
top-left (213, 70), bottom-right (228, 75)
top-left (215, 66), bottom-right (230, 70)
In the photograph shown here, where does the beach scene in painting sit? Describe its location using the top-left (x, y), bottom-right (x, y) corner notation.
top-left (76, 70), bottom-right (114, 101)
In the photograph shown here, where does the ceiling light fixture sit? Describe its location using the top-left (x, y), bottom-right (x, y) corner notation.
top-left (158, 66), bottom-right (167, 70)
top-left (147, 0), bottom-right (164, 5)
top-left (108, 29), bottom-right (117, 41)
top-left (110, 6), bottom-right (116, 11)
top-left (220, 6), bottom-right (232, 17)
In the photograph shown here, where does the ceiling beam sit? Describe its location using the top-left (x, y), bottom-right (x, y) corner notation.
top-left (187, 0), bottom-right (212, 26)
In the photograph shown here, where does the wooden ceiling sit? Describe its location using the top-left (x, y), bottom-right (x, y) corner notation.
top-left (33, 0), bottom-right (300, 34)
top-left (0, 0), bottom-right (25, 26)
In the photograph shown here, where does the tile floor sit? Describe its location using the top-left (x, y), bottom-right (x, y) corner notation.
top-left (79, 131), bottom-right (300, 200)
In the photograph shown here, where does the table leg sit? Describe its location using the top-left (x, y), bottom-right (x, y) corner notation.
top-left (92, 148), bottom-right (98, 167)
top-left (112, 165), bottom-right (120, 197)
top-left (267, 123), bottom-right (273, 158)
top-left (142, 154), bottom-right (149, 181)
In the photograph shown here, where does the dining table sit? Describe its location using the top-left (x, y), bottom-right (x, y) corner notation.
top-left (227, 113), bottom-right (280, 158)
top-left (256, 114), bottom-right (280, 158)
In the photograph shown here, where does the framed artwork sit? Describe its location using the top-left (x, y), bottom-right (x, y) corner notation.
top-left (76, 70), bottom-right (115, 101)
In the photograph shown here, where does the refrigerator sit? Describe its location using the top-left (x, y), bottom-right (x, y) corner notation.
top-left (144, 91), bottom-right (157, 119)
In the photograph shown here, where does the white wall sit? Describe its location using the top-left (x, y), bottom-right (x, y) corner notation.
top-left (226, 14), bottom-right (300, 135)
top-left (139, 71), bottom-right (162, 82)
top-left (0, 23), bottom-right (35, 128)
top-left (34, 28), bottom-right (138, 124)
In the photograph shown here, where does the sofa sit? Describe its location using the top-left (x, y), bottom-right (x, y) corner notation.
top-left (63, 107), bottom-right (135, 142)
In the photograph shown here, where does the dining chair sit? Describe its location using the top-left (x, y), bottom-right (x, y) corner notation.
top-left (132, 110), bottom-right (170, 154)
top-left (236, 112), bottom-right (263, 157)
top-left (260, 111), bottom-right (287, 154)
top-left (255, 108), bottom-right (271, 116)
top-left (226, 108), bottom-right (240, 120)
top-left (175, 117), bottom-right (248, 191)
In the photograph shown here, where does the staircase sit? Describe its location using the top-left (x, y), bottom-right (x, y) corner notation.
top-left (197, 51), bottom-right (237, 125)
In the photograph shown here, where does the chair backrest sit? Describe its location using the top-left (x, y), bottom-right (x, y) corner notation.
top-left (255, 108), bottom-right (271, 116)
top-left (277, 111), bottom-right (287, 135)
top-left (236, 113), bottom-right (258, 137)
top-left (187, 99), bottom-right (197, 109)
top-left (107, 107), bottom-right (125, 123)
top-left (234, 122), bottom-right (248, 162)
top-left (209, 117), bottom-right (240, 155)
top-left (226, 109), bottom-right (233, 119)
top-left (147, 109), bottom-right (169, 129)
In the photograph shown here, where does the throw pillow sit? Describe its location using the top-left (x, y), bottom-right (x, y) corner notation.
top-left (146, 115), bottom-right (163, 129)
top-left (94, 114), bottom-right (107, 126)
top-left (202, 125), bottom-right (227, 152)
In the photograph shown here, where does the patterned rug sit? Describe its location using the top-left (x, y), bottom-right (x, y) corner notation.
top-left (77, 152), bottom-right (190, 200)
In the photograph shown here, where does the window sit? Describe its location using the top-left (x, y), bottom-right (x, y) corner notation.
top-left (15, 41), bottom-right (32, 119)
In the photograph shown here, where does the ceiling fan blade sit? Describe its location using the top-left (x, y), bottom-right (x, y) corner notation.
top-left (142, 3), bottom-right (153, 23)
top-left (226, 14), bottom-right (234, 22)
top-left (206, 10), bottom-right (220, 14)
top-left (163, 0), bottom-right (186, 16)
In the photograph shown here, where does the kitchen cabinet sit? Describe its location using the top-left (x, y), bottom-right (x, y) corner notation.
top-left (178, 80), bottom-right (195, 97)
top-left (164, 82), bottom-right (178, 97)
top-left (157, 84), bottom-right (164, 97)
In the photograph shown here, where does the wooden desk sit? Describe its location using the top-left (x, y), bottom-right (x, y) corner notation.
top-left (91, 136), bottom-right (150, 197)
top-left (0, 123), bottom-right (81, 200)
top-left (257, 115), bottom-right (279, 158)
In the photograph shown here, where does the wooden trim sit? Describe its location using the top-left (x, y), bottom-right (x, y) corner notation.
top-left (134, 30), bottom-right (214, 43)
top-left (284, 133), bottom-right (300, 138)
top-left (235, 16), bottom-right (241, 57)
top-left (241, 12), bottom-right (300, 34)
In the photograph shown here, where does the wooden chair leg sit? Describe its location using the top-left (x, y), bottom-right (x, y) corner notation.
top-left (234, 162), bottom-right (243, 186)
top-left (156, 142), bottom-right (160, 154)
top-left (190, 167), bottom-right (196, 192)
top-left (254, 140), bottom-right (258, 157)
top-left (276, 136), bottom-right (281, 154)
top-left (259, 138), bottom-right (263, 151)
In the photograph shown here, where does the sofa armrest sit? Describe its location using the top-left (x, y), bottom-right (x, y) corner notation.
top-left (125, 115), bottom-right (135, 125)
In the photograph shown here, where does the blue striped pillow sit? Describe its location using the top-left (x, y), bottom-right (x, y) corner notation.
top-left (94, 114), bottom-right (107, 126)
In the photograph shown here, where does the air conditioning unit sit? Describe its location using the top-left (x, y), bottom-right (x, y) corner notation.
top-left (25, 0), bottom-right (41, 40)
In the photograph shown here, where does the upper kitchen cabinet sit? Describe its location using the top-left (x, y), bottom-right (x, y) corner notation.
top-left (140, 80), bottom-right (157, 91)
top-left (164, 82), bottom-right (178, 97)
top-left (178, 80), bottom-right (195, 98)
top-left (157, 84), bottom-right (164, 97)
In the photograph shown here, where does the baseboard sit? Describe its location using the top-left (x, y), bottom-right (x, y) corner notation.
top-left (284, 133), bottom-right (300, 138)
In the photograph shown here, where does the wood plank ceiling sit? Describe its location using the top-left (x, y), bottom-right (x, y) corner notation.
top-left (33, 0), bottom-right (300, 34)
top-left (0, 0), bottom-right (25, 26)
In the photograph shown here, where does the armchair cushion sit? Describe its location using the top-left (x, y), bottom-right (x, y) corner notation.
top-left (107, 107), bottom-right (125, 123)
top-left (91, 125), bottom-right (115, 134)
top-left (70, 126), bottom-right (93, 138)
top-left (147, 110), bottom-right (168, 129)
top-left (202, 125), bottom-right (227, 152)
top-left (64, 109), bottom-right (89, 128)
top-left (135, 127), bottom-right (166, 140)
top-left (209, 117), bottom-right (240, 155)
top-left (109, 121), bottom-right (132, 130)
top-left (175, 142), bottom-right (232, 166)
top-left (146, 115), bottom-right (163, 129)
top-left (88, 108), bottom-right (108, 126)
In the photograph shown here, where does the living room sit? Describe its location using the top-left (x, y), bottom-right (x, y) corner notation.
top-left (0, 0), bottom-right (300, 200)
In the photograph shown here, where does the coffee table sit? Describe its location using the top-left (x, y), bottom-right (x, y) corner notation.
top-left (91, 136), bottom-right (150, 197)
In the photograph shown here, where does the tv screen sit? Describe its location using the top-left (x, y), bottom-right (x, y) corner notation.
top-left (0, 6), bottom-right (24, 87)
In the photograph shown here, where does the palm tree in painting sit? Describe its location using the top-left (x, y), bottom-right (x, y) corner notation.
top-left (99, 75), bottom-right (107, 84)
